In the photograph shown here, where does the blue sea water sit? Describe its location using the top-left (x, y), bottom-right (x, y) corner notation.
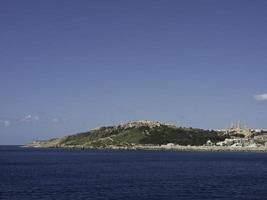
top-left (0, 146), bottom-right (267, 200)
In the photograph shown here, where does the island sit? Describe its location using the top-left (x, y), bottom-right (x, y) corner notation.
top-left (28, 120), bottom-right (267, 152)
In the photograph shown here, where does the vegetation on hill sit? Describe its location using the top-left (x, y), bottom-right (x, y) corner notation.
top-left (31, 121), bottom-right (229, 148)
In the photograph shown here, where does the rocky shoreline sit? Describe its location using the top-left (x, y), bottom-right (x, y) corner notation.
top-left (25, 143), bottom-right (267, 152)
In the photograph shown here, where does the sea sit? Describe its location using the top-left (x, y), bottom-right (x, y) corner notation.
top-left (0, 146), bottom-right (267, 200)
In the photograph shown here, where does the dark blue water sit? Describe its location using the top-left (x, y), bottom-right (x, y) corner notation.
top-left (0, 146), bottom-right (267, 200)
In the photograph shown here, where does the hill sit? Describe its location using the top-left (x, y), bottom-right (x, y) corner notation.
top-left (29, 120), bottom-right (228, 148)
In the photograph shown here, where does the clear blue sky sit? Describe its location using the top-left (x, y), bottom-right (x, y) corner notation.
top-left (1, 0), bottom-right (267, 144)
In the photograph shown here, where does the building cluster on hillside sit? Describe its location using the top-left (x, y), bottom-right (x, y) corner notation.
top-left (210, 122), bottom-right (267, 148)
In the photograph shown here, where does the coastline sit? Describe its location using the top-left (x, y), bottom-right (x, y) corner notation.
top-left (25, 144), bottom-right (267, 153)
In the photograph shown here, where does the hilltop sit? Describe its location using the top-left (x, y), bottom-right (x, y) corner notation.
top-left (29, 120), bottom-right (228, 149)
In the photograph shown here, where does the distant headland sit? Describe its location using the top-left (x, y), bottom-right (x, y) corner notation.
top-left (27, 120), bottom-right (267, 152)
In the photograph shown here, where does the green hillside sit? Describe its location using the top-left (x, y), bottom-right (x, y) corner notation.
top-left (31, 121), bottom-right (228, 148)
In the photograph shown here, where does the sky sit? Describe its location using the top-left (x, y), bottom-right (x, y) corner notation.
top-left (0, 0), bottom-right (267, 144)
